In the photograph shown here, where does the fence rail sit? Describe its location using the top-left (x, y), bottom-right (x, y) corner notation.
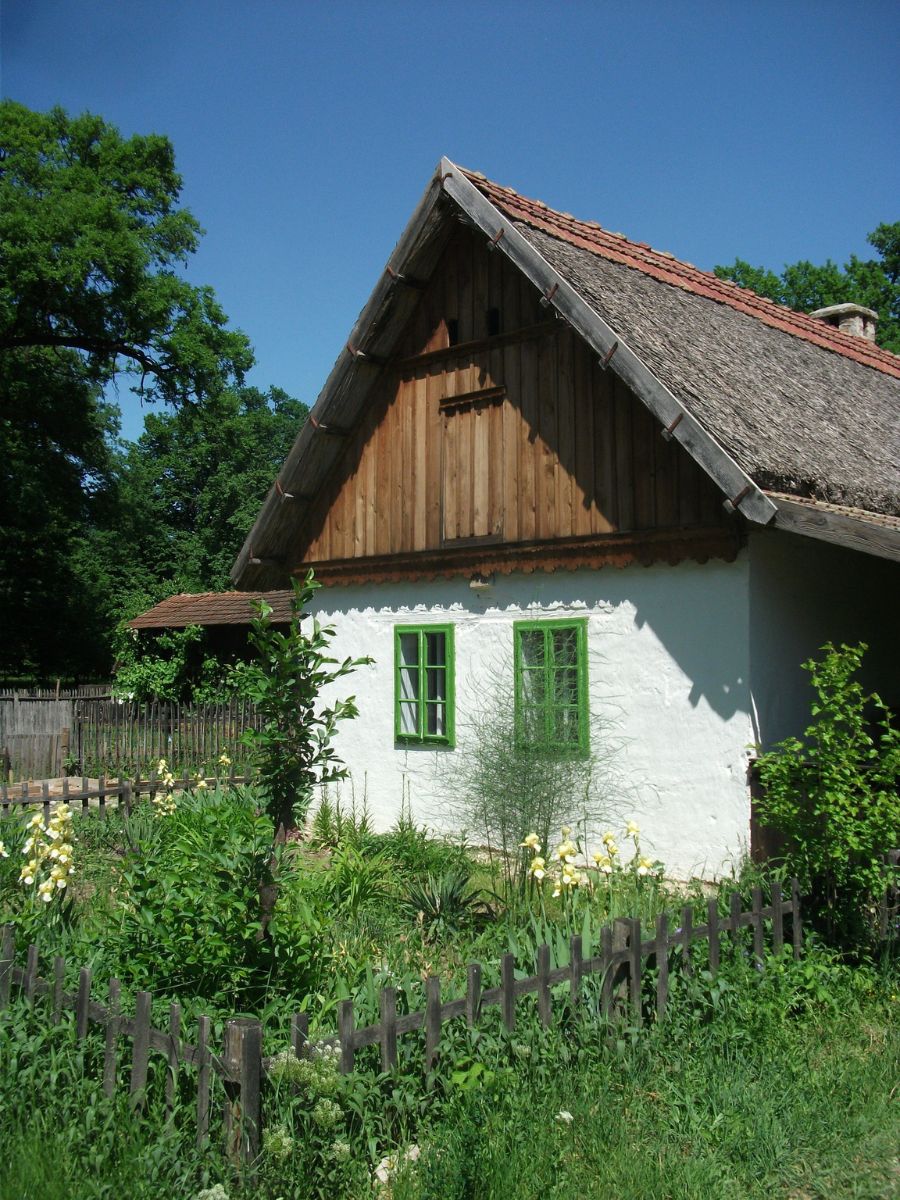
top-left (1, 770), bottom-right (255, 818)
top-left (0, 879), bottom-right (802, 1164)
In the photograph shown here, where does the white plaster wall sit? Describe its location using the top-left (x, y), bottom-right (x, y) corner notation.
top-left (308, 556), bottom-right (755, 880)
top-left (749, 530), bottom-right (900, 749)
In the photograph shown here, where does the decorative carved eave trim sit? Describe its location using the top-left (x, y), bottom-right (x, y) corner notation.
top-left (295, 527), bottom-right (743, 587)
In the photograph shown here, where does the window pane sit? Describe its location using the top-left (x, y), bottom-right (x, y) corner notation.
top-left (518, 629), bottom-right (545, 669)
top-left (553, 706), bottom-right (580, 744)
top-left (399, 633), bottom-right (419, 668)
top-left (425, 631), bottom-right (446, 667)
top-left (399, 667), bottom-right (419, 703)
top-left (551, 627), bottom-right (578, 667)
top-left (425, 702), bottom-right (446, 736)
top-left (552, 667), bottom-right (578, 708)
top-left (399, 701), bottom-right (419, 736)
top-left (426, 667), bottom-right (446, 702)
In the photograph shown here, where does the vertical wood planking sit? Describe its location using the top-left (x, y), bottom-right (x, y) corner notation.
top-left (573, 334), bottom-right (595, 535)
top-left (413, 371), bottom-right (428, 550)
top-left (103, 978), bottom-right (121, 1097)
top-left (612, 374), bottom-right (634, 529)
top-left (555, 328), bottom-right (574, 537)
top-left (518, 338), bottom-right (537, 540)
top-left (425, 364), bottom-right (443, 545)
top-left (536, 333), bottom-right (557, 539)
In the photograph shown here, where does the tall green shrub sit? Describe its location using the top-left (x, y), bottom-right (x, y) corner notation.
top-left (241, 571), bottom-right (371, 838)
top-left (755, 642), bottom-right (900, 948)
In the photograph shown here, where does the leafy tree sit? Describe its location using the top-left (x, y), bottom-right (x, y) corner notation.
top-left (0, 101), bottom-right (254, 678)
top-left (241, 572), bottom-right (372, 840)
top-left (715, 222), bottom-right (900, 354)
top-left (117, 385), bottom-right (308, 592)
top-left (755, 643), bottom-right (900, 951)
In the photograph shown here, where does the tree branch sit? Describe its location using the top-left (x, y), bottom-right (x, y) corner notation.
top-left (0, 331), bottom-right (169, 378)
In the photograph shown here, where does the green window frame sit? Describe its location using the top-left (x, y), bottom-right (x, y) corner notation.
top-left (513, 618), bottom-right (589, 753)
top-left (394, 625), bottom-right (455, 746)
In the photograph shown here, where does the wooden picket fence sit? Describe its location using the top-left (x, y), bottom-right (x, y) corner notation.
top-left (0, 880), bottom-right (802, 1164)
top-left (74, 697), bottom-right (262, 778)
top-left (0, 769), bottom-right (255, 818)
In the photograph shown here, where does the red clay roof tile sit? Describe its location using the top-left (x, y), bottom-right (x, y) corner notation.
top-left (129, 591), bottom-right (293, 629)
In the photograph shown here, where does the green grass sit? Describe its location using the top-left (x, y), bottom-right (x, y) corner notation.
top-left (0, 952), bottom-right (897, 1200)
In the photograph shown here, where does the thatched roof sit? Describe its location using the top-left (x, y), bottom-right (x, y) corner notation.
top-left (464, 173), bottom-right (899, 516)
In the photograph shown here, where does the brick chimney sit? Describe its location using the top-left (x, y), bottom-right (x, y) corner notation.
top-left (808, 303), bottom-right (878, 342)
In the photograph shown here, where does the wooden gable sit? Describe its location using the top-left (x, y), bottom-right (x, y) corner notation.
top-left (289, 226), bottom-right (739, 582)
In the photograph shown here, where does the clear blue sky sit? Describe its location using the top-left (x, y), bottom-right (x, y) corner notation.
top-left (3, 0), bottom-right (898, 441)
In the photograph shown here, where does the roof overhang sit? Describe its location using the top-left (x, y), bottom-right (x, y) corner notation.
top-left (767, 493), bottom-right (900, 562)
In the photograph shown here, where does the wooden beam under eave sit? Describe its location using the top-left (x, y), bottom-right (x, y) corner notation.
top-left (771, 497), bottom-right (900, 562)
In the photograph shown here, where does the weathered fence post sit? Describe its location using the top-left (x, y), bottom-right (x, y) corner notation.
top-left (103, 978), bottom-right (122, 1097)
top-left (628, 918), bottom-right (642, 1024)
top-left (380, 986), bottom-right (398, 1071)
top-left (771, 880), bottom-right (784, 955)
top-left (337, 1000), bottom-right (355, 1074)
top-left (537, 943), bottom-right (552, 1027)
top-left (500, 953), bottom-right (516, 1031)
top-left (425, 976), bottom-right (442, 1068)
top-left (130, 990), bottom-right (152, 1107)
top-left (465, 963), bottom-right (482, 1027)
top-left (0, 925), bottom-right (14, 1010)
top-left (791, 878), bottom-right (802, 959)
top-left (224, 1018), bottom-right (262, 1166)
top-left (654, 913), bottom-right (669, 1021)
top-left (707, 897), bottom-right (720, 975)
top-left (569, 935), bottom-right (583, 1009)
top-left (196, 1015), bottom-right (212, 1147)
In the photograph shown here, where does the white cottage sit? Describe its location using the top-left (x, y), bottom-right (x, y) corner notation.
top-left (227, 160), bottom-right (899, 877)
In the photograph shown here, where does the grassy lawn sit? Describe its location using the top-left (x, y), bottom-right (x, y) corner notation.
top-left (0, 787), bottom-right (897, 1199)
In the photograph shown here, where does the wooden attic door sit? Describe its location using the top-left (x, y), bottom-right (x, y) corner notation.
top-left (440, 384), bottom-right (505, 544)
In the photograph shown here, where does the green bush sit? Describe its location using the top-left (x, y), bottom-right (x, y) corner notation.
top-left (113, 786), bottom-right (303, 1003)
top-left (755, 642), bottom-right (900, 950)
